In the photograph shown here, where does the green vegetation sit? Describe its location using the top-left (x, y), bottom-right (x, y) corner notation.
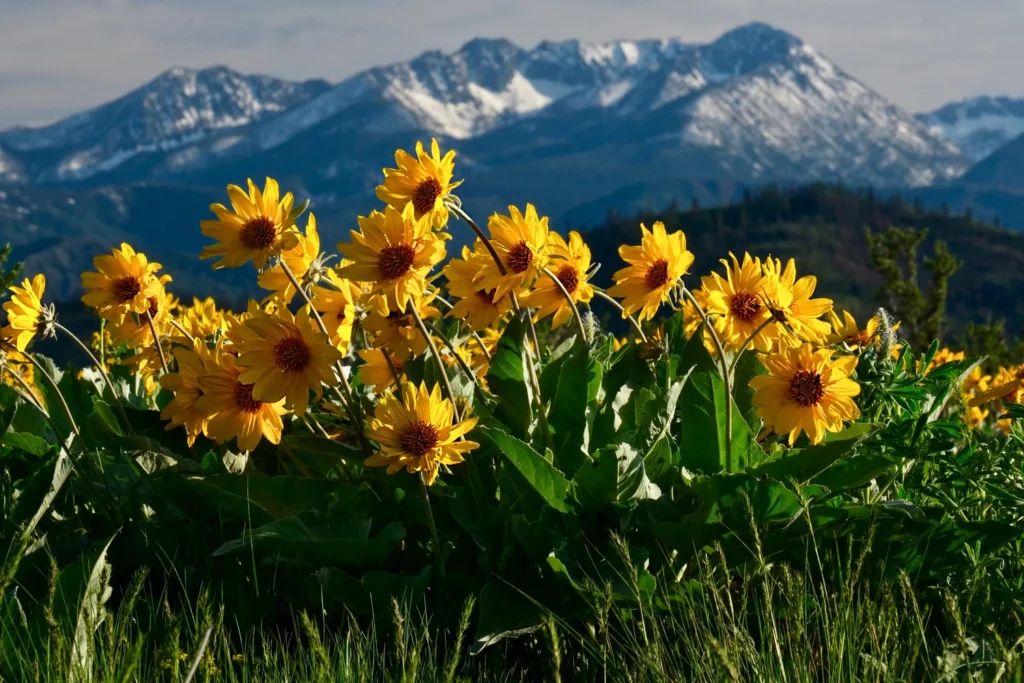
top-left (2, 312), bottom-right (1023, 680)
top-left (588, 184), bottom-right (1024, 336)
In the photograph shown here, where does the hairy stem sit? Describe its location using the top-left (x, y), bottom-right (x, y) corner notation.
top-left (593, 289), bottom-right (647, 343)
top-left (144, 310), bottom-right (169, 375)
top-left (55, 322), bottom-right (134, 435)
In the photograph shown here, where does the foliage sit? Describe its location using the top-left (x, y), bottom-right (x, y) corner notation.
top-left (1, 153), bottom-right (1023, 681)
top-left (866, 225), bottom-right (962, 349)
top-left (0, 243), bottom-right (22, 294)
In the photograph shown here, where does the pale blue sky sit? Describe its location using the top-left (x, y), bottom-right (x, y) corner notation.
top-left (0, 0), bottom-right (1019, 127)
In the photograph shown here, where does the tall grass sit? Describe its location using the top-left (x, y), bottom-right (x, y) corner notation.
top-left (4, 541), bottom-right (1022, 682)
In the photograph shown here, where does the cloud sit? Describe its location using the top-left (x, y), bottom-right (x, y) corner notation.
top-left (0, 0), bottom-right (1021, 126)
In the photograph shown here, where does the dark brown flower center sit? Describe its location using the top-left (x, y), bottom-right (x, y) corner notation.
top-left (644, 259), bottom-right (670, 291)
top-left (377, 244), bottom-right (417, 281)
top-left (146, 296), bottom-right (160, 318)
top-left (233, 381), bottom-right (263, 413)
top-left (556, 265), bottom-right (579, 295)
top-left (787, 370), bottom-right (824, 407)
top-left (393, 359), bottom-right (405, 375)
top-left (729, 291), bottom-right (761, 323)
top-left (239, 216), bottom-right (277, 250)
top-left (506, 241), bottom-right (533, 274)
top-left (845, 332), bottom-right (871, 348)
top-left (113, 275), bottom-right (142, 303)
top-left (273, 336), bottom-right (311, 373)
top-left (412, 178), bottom-right (443, 217)
top-left (400, 421), bottom-right (440, 457)
top-left (336, 310), bottom-right (346, 321)
top-left (475, 289), bottom-right (497, 306)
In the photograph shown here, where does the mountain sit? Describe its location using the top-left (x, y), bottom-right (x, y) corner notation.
top-left (586, 184), bottom-right (1024, 335)
top-left (960, 132), bottom-right (1024, 189)
top-left (918, 96), bottom-right (1024, 162)
top-left (0, 66), bottom-right (330, 183)
top-left (0, 23), bottom-right (966, 196)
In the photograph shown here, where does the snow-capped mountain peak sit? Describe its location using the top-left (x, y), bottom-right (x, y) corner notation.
top-left (0, 65), bottom-right (330, 181)
top-left (917, 96), bottom-right (1024, 162)
top-left (0, 22), bottom-right (968, 190)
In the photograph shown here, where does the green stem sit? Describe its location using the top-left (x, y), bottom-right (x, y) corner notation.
top-left (54, 322), bottom-right (135, 436)
top-left (359, 325), bottom-right (404, 402)
top-left (727, 317), bottom-right (773, 379)
top-left (144, 310), bottom-right (169, 375)
top-left (409, 302), bottom-right (463, 422)
top-left (542, 267), bottom-right (589, 343)
top-left (429, 322), bottom-right (482, 389)
top-left (431, 293), bottom-right (492, 363)
top-left (681, 287), bottom-right (735, 473)
top-left (280, 261), bottom-right (383, 476)
top-left (593, 289), bottom-right (647, 343)
top-left (168, 319), bottom-right (197, 345)
top-left (421, 474), bottom-right (446, 578)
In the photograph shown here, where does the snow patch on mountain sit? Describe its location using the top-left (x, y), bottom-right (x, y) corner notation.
top-left (918, 96), bottom-right (1024, 161)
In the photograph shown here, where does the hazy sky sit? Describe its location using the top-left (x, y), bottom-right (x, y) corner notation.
top-left (0, 0), bottom-right (1019, 127)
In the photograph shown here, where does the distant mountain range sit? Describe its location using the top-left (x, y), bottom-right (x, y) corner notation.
top-left (1, 21), bottom-right (1023, 304)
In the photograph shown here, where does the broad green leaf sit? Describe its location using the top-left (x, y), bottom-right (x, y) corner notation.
top-left (471, 579), bottom-right (545, 655)
top-left (478, 426), bottom-right (569, 513)
top-left (186, 474), bottom-right (359, 526)
top-left (689, 473), bottom-right (802, 526)
top-left (314, 567), bottom-right (431, 617)
top-left (752, 426), bottom-right (872, 483)
top-left (213, 517), bottom-right (403, 567)
top-left (35, 356), bottom-right (96, 444)
top-left (813, 454), bottom-right (896, 492)
top-left (485, 312), bottom-right (534, 437)
top-left (1, 432), bottom-right (50, 456)
top-left (672, 319), bottom-right (717, 378)
top-left (573, 442), bottom-right (660, 508)
top-left (732, 348), bottom-right (766, 428)
top-left (549, 341), bottom-right (601, 477)
top-left (678, 371), bottom-right (753, 474)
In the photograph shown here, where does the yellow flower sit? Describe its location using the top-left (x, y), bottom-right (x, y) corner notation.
top-left (200, 177), bottom-right (298, 270)
top-left (160, 343), bottom-right (213, 446)
top-left (176, 297), bottom-right (229, 341)
top-left (81, 243), bottom-right (166, 322)
top-left (357, 348), bottom-right (406, 394)
top-left (376, 139), bottom-right (462, 228)
top-left (195, 352), bottom-right (287, 452)
top-left (520, 231), bottom-right (594, 330)
top-left (107, 277), bottom-right (175, 349)
top-left (258, 212), bottom-right (321, 304)
top-left (338, 204), bottom-right (447, 314)
top-left (750, 343), bottom-right (861, 445)
top-left (364, 381), bottom-right (479, 485)
top-left (607, 222), bottom-right (694, 323)
top-left (311, 266), bottom-right (359, 353)
top-left (1, 348), bottom-right (42, 402)
top-left (701, 253), bottom-right (775, 353)
top-left (758, 258), bottom-right (832, 346)
top-left (967, 405), bottom-right (989, 429)
top-left (235, 307), bottom-right (341, 416)
top-left (970, 364), bottom-right (1024, 407)
top-left (682, 287), bottom-right (709, 341)
top-left (1, 274), bottom-right (46, 352)
top-left (443, 244), bottom-right (514, 332)
top-left (363, 292), bottom-right (441, 359)
top-left (925, 347), bottom-right (966, 374)
top-left (475, 204), bottom-right (551, 302)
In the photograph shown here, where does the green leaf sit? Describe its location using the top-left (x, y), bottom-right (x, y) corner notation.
top-left (471, 579), bottom-right (545, 655)
top-left (752, 426), bottom-right (872, 484)
top-left (672, 319), bottom-right (717, 378)
top-left (732, 349), bottom-right (766, 428)
top-left (678, 371), bottom-right (753, 474)
top-left (549, 341), bottom-right (601, 477)
top-left (314, 567), bottom-right (431, 617)
top-left (186, 474), bottom-right (359, 526)
top-left (478, 426), bottom-right (569, 513)
top-left (289, 198), bottom-right (311, 220)
top-left (213, 517), bottom-right (404, 567)
top-left (1, 432), bottom-right (50, 456)
top-left (485, 312), bottom-right (534, 438)
top-left (813, 454), bottom-right (896, 493)
top-left (690, 473), bottom-right (803, 526)
top-left (35, 356), bottom-right (96, 442)
top-left (573, 442), bottom-right (660, 508)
